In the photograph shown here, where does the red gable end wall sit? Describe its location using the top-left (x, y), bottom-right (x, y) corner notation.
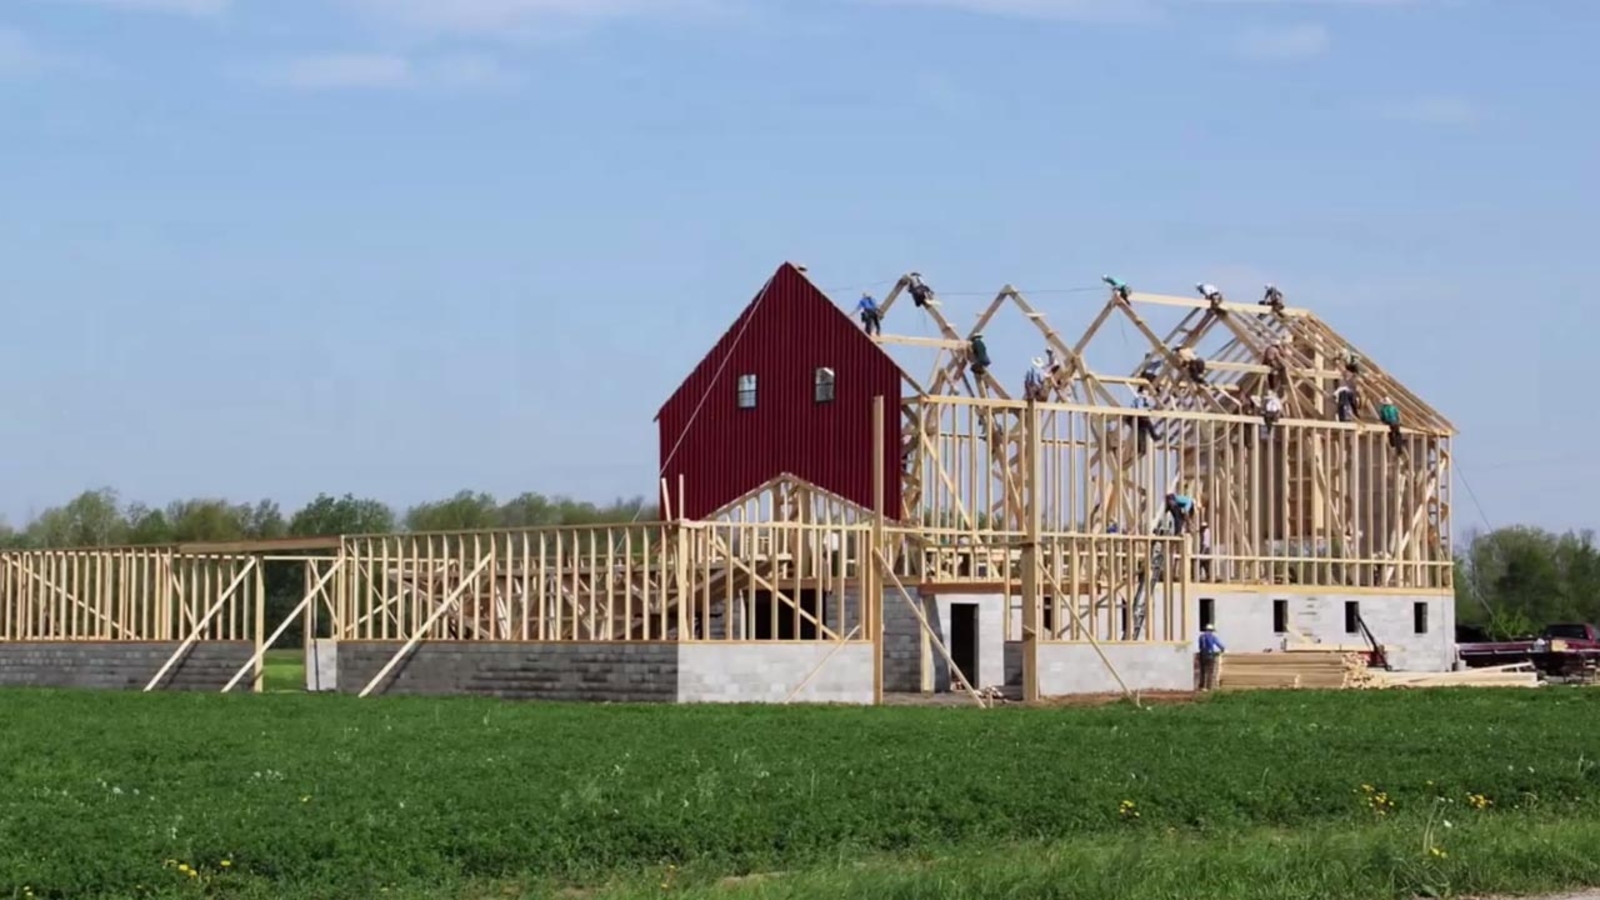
top-left (657, 264), bottom-right (903, 520)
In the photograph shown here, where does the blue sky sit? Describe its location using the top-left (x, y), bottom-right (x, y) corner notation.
top-left (0, 0), bottom-right (1594, 535)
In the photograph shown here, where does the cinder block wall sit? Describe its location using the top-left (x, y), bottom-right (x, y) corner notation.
top-left (677, 643), bottom-right (873, 704)
top-left (1036, 643), bottom-right (1195, 695)
top-left (876, 586), bottom-right (943, 692)
top-left (336, 642), bottom-right (679, 701)
top-left (1191, 590), bottom-right (1456, 671)
top-left (0, 642), bottom-right (254, 692)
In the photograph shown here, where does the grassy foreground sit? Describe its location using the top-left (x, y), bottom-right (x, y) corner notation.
top-left (1, 688), bottom-right (1598, 899)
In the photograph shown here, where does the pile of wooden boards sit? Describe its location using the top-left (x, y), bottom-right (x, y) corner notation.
top-left (1217, 649), bottom-right (1542, 691)
top-left (1218, 649), bottom-right (1370, 690)
top-left (1365, 662), bottom-right (1541, 690)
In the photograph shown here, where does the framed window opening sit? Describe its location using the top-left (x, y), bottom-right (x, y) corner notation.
top-left (736, 374), bottom-right (757, 409)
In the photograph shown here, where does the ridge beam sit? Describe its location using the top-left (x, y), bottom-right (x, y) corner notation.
top-left (1129, 291), bottom-right (1310, 318)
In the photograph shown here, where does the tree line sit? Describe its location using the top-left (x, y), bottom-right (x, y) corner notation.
top-left (1455, 526), bottom-right (1600, 637)
top-left (0, 488), bottom-right (657, 550)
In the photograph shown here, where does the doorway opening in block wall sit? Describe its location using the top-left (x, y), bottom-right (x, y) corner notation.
top-left (1199, 598), bottom-right (1216, 631)
top-left (751, 590), bottom-right (823, 640)
top-left (950, 603), bottom-right (979, 688)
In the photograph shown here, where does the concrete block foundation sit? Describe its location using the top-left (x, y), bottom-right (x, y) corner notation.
top-left (334, 642), bottom-right (680, 702)
top-left (677, 643), bottom-right (873, 704)
top-left (1188, 588), bottom-right (1456, 671)
top-left (0, 641), bottom-right (255, 691)
top-left (1036, 643), bottom-right (1195, 695)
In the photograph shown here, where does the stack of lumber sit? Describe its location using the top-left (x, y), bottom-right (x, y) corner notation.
top-left (1218, 650), bottom-right (1369, 691)
top-left (1366, 662), bottom-right (1540, 690)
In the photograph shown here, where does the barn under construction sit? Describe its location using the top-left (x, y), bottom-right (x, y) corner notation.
top-left (0, 262), bottom-right (1454, 703)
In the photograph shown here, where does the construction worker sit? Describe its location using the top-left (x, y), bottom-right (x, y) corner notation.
top-left (856, 293), bottom-right (882, 336)
top-left (1261, 391), bottom-right (1283, 437)
top-left (907, 272), bottom-right (934, 308)
top-left (1176, 346), bottom-right (1207, 383)
top-left (1262, 284), bottom-right (1285, 314)
top-left (1044, 347), bottom-right (1063, 378)
top-left (1165, 492), bottom-right (1196, 534)
top-left (968, 332), bottom-right (990, 376)
top-left (1334, 378), bottom-right (1360, 423)
top-left (1024, 358), bottom-right (1048, 401)
top-left (1196, 282), bottom-right (1225, 310)
top-left (1133, 386), bottom-right (1160, 454)
top-left (1102, 275), bottom-right (1131, 302)
top-left (1196, 520), bottom-right (1213, 581)
top-left (1262, 339), bottom-right (1289, 392)
top-left (1343, 350), bottom-right (1361, 377)
top-left (1197, 623), bottom-right (1226, 691)
top-left (1378, 397), bottom-right (1404, 454)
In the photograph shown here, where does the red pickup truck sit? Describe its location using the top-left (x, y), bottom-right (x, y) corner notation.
top-left (1458, 623), bottom-right (1600, 677)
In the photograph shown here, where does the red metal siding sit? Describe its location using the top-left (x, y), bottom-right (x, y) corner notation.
top-left (657, 263), bottom-right (903, 520)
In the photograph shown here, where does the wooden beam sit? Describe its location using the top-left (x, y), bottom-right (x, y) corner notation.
top-left (176, 536), bottom-right (342, 554)
top-left (1129, 291), bottom-right (1310, 317)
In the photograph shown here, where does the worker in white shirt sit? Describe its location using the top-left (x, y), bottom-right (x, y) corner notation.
top-left (1261, 391), bottom-right (1284, 437)
top-left (1024, 358), bottom-right (1048, 401)
top-left (1196, 283), bottom-right (1225, 310)
top-left (1262, 284), bottom-right (1285, 314)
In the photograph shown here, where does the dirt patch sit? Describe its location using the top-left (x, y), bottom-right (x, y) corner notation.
top-left (1026, 690), bottom-right (1203, 708)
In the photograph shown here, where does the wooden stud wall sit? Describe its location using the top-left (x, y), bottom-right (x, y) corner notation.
top-left (0, 550), bottom-right (259, 642)
top-left (906, 395), bottom-right (1451, 591)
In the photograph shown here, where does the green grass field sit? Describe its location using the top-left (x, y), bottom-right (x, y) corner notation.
top-left (2, 688), bottom-right (1599, 899)
top-left (261, 648), bottom-right (303, 692)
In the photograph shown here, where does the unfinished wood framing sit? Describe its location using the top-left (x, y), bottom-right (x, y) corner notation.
top-left (887, 279), bottom-right (1453, 593)
top-left (0, 549), bottom-right (260, 642)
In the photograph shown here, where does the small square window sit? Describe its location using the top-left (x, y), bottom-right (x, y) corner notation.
top-left (1344, 600), bottom-right (1361, 634)
top-left (1272, 599), bottom-right (1288, 634)
top-left (1199, 598), bottom-right (1216, 631)
top-left (736, 374), bottom-right (757, 409)
top-left (814, 367), bottom-right (836, 403)
top-left (1413, 602), bottom-right (1429, 635)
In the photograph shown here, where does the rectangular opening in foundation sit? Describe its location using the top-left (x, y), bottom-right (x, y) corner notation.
top-left (950, 603), bottom-right (978, 686)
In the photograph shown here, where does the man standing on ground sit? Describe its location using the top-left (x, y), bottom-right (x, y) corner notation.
top-left (1198, 623), bottom-right (1226, 691)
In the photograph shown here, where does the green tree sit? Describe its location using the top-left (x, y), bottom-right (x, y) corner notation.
top-left (26, 488), bottom-right (129, 548)
top-left (289, 494), bottom-right (396, 537)
top-left (124, 504), bottom-right (174, 545)
top-left (1455, 525), bottom-right (1600, 637)
top-left (405, 491), bottom-right (499, 532)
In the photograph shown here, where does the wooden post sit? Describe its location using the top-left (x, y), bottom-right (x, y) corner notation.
top-left (252, 560), bottom-right (266, 693)
top-left (871, 395), bottom-right (886, 706)
top-left (224, 558), bottom-right (346, 694)
top-left (1022, 398), bottom-right (1042, 702)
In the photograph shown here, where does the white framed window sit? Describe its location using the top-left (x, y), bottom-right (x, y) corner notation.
top-left (814, 367), bottom-right (836, 403)
top-left (736, 374), bottom-right (757, 409)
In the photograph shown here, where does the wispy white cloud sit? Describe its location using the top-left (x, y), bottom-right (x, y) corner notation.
top-left (254, 52), bottom-right (520, 90)
top-left (0, 25), bottom-right (84, 76)
top-left (44, 0), bottom-right (230, 14)
top-left (337, 0), bottom-right (739, 38)
top-left (1379, 95), bottom-right (1481, 127)
top-left (1233, 22), bottom-right (1329, 60)
top-left (858, 0), bottom-right (1165, 23)
top-left (855, 0), bottom-right (1420, 21)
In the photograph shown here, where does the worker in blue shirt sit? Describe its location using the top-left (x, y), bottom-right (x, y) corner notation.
top-left (1102, 274), bottom-right (1131, 302)
top-left (1165, 492), bottom-right (1196, 534)
top-left (1197, 623), bottom-right (1225, 691)
top-left (856, 293), bottom-right (881, 336)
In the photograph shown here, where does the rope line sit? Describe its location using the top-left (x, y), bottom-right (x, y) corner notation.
top-left (629, 270), bottom-right (779, 524)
